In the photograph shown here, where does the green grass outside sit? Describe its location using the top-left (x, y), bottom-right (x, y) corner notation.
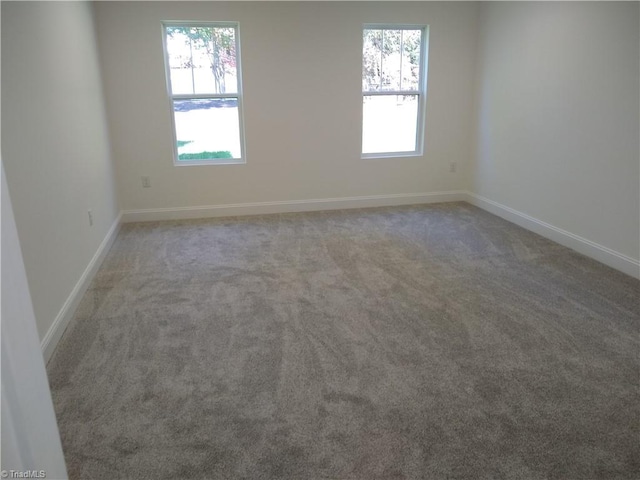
top-left (178, 151), bottom-right (233, 160)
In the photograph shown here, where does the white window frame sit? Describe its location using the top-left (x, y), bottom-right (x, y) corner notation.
top-left (362, 24), bottom-right (429, 159)
top-left (161, 21), bottom-right (247, 166)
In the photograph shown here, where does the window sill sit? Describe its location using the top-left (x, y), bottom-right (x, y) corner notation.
top-left (173, 158), bottom-right (246, 167)
top-left (361, 151), bottom-right (423, 160)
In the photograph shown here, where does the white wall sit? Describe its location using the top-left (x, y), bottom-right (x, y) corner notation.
top-left (1, 165), bottom-right (68, 479)
top-left (472, 2), bottom-right (640, 263)
top-left (93, 1), bottom-right (478, 211)
top-left (2, 1), bottom-right (119, 342)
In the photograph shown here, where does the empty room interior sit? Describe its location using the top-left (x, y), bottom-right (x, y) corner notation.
top-left (2, 1), bottom-right (639, 479)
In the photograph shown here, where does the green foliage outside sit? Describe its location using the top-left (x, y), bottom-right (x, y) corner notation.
top-left (176, 140), bottom-right (193, 147)
top-left (178, 151), bottom-right (233, 160)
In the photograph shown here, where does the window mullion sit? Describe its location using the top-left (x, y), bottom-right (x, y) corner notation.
top-left (363, 90), bottom-right (420, 97)
top-left (171, 93), bottom-right (239, 100)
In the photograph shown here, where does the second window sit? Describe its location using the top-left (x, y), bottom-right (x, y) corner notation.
top-left (362, 25), bottom-right (428, 158)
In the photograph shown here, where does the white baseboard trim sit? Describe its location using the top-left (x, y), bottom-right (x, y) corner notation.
top-left (466, 192), bottom-right (640, 279)
top-left (121, 191), bottom-right (467, 223)
top-left (41, 213), bottom-right (123, 363)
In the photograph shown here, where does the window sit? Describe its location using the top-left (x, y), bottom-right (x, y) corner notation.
top-left (162, 23), bottom-right (245, 165)
top-left (362, 25), bottom-right (428, 158)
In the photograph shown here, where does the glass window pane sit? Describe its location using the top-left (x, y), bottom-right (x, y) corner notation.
top-left (363, 29), bottom-right (382, 91)
top-left (166, 28), bottom-right (194, 95)
top-left (402, 30), bottom-right (422, 91)
top-left (191, 27), bottom-right (237, 95)
top-left (166, 26), bottom-right (237, 95)
top-left (381, 30), bottom-right (401, 91)
top-left (362, 95), bottom-right (418, 154)
top-left (364, 28), bottom-right (422, 93)
top-left (173, 98), bottom-right (241, 161)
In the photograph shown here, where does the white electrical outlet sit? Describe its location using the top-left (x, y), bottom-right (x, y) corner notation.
top-left (88, 209), bottom-right (94, 226)
top-left (141, 176), bottom-right (151, 188)
top-left (450, 162), bottom-right (457, 173)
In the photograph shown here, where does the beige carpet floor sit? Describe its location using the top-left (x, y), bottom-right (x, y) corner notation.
top-left (47, 202), bottom-right (639, 479)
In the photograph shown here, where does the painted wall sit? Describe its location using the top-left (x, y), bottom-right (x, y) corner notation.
top-left (472, 2), bottom-right (640, 261)
top-left (93, 1), bottom-right (478, 211)
top-left (1, 166), bottom-right (68, 478)
top-left (2, 1), bottom-right (119, 341)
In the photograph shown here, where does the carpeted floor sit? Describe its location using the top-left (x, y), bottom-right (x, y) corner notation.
top-left (47, 202), bottom-right (639, 480)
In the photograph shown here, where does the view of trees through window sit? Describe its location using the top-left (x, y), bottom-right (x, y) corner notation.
top-left (363, 29), bottom-right (421, 92)
top-left (362, 27), bottom-right (425, 156)
top-left (164, 24), bottom-right (243, 162)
